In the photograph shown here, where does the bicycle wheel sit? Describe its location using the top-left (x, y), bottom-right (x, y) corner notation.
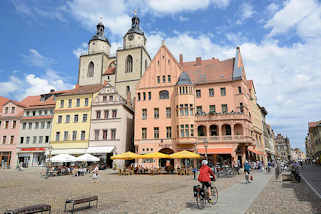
top-left (209, 186), bottom-right (218, 205)
top-left (195, 192), bottom-right (202, 209)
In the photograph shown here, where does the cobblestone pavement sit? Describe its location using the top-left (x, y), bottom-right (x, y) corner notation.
top-left (245, 176), bottom-right (321, 214)
top-left (0, 168), bottom-right (245, 214)
top-left (300, 165), bottom-right (321, 198)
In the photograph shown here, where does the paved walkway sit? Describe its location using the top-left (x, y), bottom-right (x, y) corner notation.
top-left (300, 165), bottom-right (321, 198)
top-left (180, 171), bottom-right (273, 214)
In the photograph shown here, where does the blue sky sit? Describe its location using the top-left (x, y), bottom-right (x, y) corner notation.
top-left (1, 0), bottom-right (321, 152)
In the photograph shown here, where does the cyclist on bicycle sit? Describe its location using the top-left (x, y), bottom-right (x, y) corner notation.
top-left (198, 160), bottom-right (215, 202)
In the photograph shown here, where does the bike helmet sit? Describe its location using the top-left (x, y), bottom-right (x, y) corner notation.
top-left (202, 160), bottom-right (208, 165)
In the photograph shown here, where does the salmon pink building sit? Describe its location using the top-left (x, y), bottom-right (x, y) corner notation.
top-left (134, 44), bottom-right (256, 168)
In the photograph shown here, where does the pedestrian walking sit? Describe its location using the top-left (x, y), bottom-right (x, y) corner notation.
top-left (275, 162), bottom-right (280, 181)
top-left (92, 164), bottom-right (99, 183)
top-left (244, 161), bottom-right (251, 184)
top-left (192, 167), bottom-right (197, 180)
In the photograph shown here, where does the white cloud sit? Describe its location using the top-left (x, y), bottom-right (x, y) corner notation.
top-left (0, 70), bottom-right (73, 100)
top-left (265, 0), bottom-right (320, 38)
top-left (267, 3), bottom-right (279, 14)
top-left (22, 49), bottom-right (55, 68)
top-left (73, 43), bottom-right (88, 58)
top-left (178, 16), bottom-right (189, 22)
top-left (240, 2), bottom-right (255, 21)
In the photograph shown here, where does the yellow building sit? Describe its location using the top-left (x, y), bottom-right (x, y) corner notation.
top-left (50, 84), bottom-right (104, 155)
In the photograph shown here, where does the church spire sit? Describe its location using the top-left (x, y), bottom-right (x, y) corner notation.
top-left (90, 18), bottom-right (110, 46)
top-left (126, 11), bottom-right (144, 35)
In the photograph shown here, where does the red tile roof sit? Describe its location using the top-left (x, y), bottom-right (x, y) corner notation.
top-left (21, 95), bottom-right (55, 107)
top-left (309, 120), bottom-right (321, 128)
top-left (104, 67), bottom-right (116, 75)
top-left (60, 84), bottom-right (104, 96)
top-left (0, 96), bottom-right (9, 113)
top-left (182, 58), bottom-right (235, 84)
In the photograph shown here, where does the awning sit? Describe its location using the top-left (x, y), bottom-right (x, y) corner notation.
top-left (46, 149), bottom-right (87, 155)
top-left (87, 146), bottom-right (114, 154)
top-left (198, 148), bottom-right (233, 154)
top-left (248, 148), bottom-right (264, 155)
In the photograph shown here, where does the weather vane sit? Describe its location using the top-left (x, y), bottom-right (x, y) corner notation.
top-left (134, 9), bottom-right (137, 16)
top-left (99, 16), bottom-right (103, 22)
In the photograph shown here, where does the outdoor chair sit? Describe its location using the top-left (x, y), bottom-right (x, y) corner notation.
top-left (118, 169), bottom-right (122, 176)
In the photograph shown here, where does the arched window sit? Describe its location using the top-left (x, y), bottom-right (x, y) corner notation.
top-left (145, 60), bottom-right (148, 71)
top-left (126, 55), bottom-right (133, 73)
top-left (159, 90), bottom-right (169, 99)
top-left (88, 61), bottom-right (94, 77)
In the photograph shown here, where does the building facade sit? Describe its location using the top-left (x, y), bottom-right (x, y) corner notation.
top-left (308, 120), bottom-right (321, 162)
top-left (89, 84), bottom-right (134, 168)
top-left (16, 93), bottom-right (56, 167)
top-left (77, 14), bottom-right (151, 103)
top-left (0, 99), bottom-right (25, 169)
top-left (50, 84), bottom-right (104, 155)
top-left (275, 133), bottom-right (291, 161)
top-left (135, 44), bottom-right (256, 168)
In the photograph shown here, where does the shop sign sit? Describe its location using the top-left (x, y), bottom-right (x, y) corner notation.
top-left (21, 148), bottom-right (45, 151)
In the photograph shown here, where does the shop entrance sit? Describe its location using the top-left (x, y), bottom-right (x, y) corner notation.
top-left (158, 148), bottom-right (174, 168)
top-left (0, 152), bottom-right (11, 169)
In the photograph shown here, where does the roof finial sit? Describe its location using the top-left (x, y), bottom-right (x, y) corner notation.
top-left (134, 9), bottom-right (137, 16)
top-left (162, 40), bottom-right (165, 46)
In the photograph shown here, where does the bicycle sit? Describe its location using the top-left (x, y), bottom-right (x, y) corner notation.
top-left (193, 181), bottom-right (218, 208)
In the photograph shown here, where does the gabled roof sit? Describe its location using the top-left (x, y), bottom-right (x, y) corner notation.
top-left (21, 95), bottom-right (55, 108)
top-left (60, 84), bottom-right (104, 96)
top-left (104, 67), bottom-right (116, 75)
top-left (177, 72), bottom-right (192, 85)
top-left (0, 96), bottom-right (9, 113)
top-left (2, 100), bottom-right (27, 108)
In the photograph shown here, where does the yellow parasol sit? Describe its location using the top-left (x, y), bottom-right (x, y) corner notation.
top-left (169, 150), bottom-right (201, 159)
top-left (111, 152), bottom-right (142, 160)
top-left (141, 152), bottom-right (170, 159)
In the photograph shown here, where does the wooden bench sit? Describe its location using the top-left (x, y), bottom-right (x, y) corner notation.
top-left (4, 204), bottom-right (51, 214)
top-left (64, 196), bottom-right (98, 213)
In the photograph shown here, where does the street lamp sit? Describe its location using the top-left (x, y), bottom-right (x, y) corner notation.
top-left (204, 139), bottom-right (208, 161)
top-left (45, 145), bottom-right (52, 179)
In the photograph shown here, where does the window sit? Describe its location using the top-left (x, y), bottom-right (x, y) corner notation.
top-left (55, 132), bottom-right (60, 141)
top-left (196, 106), bottom-right (202, 114)
top-left (148, 92), bottom-right (151, 100)
top-left (39, 110), bottom-right (42, 115)
top-left (240, 102), bottom-right (244, 112)
top-left (66, 115), bottom-right (70, 123)
top-left (96, 110), bottom-right (101, 119)
top-left (103, 130), bottom-right (108, 140)
top-left (72, 131), bottom-right (77, 141)
top-left (185, 104), bottom-right (188, 116)
top-left (104, 110), bottom-right (109, 119)
top-left (126, 55), bottom-right (133, 73)
top-left (45, 136), bottom-right (49, 143)
top-left (180, 125), bottom-right (184, 137)
top-left (238, 86), bottom-right (242, 94)
top-left (220, 87), bottom-right (226, 96)
top-left (190, 104), bottom-right (193, 115)
top-left (126, 86), bottom-right (130, 94)
top-left (68, 99), bottom-right (72, 108)
top-left (222, 104), bottom-right (228, 113)
top-left (196, 89), bottom-right (201, 98)
top-left (85, 98), bottom-right (89, 106)
top-left (111, 129), bottom-right (116, 140)
top-left (32, 111), bottom-right (36, 116)
top-left (143, 92), bottom-right (146, 101)
top-left (157, 76), bottom-right (160, 83)
top-left (138, 93), bottom-right (141, 101)
top-left (190, 124), bottom-right (194, 137)
top-left (26, 111), bottom-right (30, 116)
top-left (109, 96), bottom-right (113, 101)
top-left (142, 128), bottom-right (147, 139)
top-left (20, 137), bottom-right (24, 144)
top-left (26, 136), bottom-right (30, 144)
top-left (209, 105), bottom-right (216, 113)
top-left (5, 107), bottom-right (8, 114)
top-left (81, 131), bottom-right (85, 140)
top-left (13, 120), bottom-right (16, 129)
top-left (5, 121), bottom-right (9, 129)
top-left (185, 124), bottom-right (189, 137)
top-left (33, 136), bottom-right (37, 144)
top-left (180, 104), bottom-right (184, 116)
top-left (23, 123), bottom-right (26, 129)
top-left (112, 110), bottom-right (117, 118)
top-left (166, 127), bottom-right (172, 139)
top-left (166, 107), bottom-right (171, 118)
top-left (76, 98), bottom-right (80, 107)
top-left (41, 121), bottom-right (45, 129)
top-left (11, 107), bottom-right (15, 114)
top-left (47, 121), bottom-right (51, 129)
top-left (10, 136), bottom-right (14, 144)
top-left (154, 108), bottom-right (159, 119)
top-left (168, 75), bottom-right (171, 82)
top-left (58, 115), bottom-right (62, 124)
top-left (95, 130), bottom-right (99, 140)
top-left (39, 136), bottom-right (43, 144)
top-left (154, 127), bottom-right (159, 139)
top-left (28, 122), bottom-right (32, 129)
top-left (88, 61), bottom-right (94, 77)
top-left (2, 136), bottom-right (6, 144)
top-left (162, 75), bottom-right (166, 83)
top-left (35, 122), bottom-right (39, 129)
top-left (209, 88), bottom-right (214, 97)
top-left (60, 100), bottom-right (64, 108)
top-left (82, 114), bottom-right (88, 122)
top-left (44, 110), bottom-right (47, 115)
top-left (103, 96), bottom-right (107, 102)
top-left (74, 114), bottom-right (79, 123)
top-left (142, 109), bottom-right (147, 120)
top-left (159, 90), bottom-right (169, 99)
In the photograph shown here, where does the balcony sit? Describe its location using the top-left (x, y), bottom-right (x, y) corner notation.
top-left (195, 112), bottom-right (250, 122)
top-left (197, 135), bottom-right (254, 144)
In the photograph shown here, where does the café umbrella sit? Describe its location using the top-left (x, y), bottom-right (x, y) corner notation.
top-left (51, 154), bottom-right (77, 163)
top-left (169, 150), bottom-right (201, 159)
top-left (111, 152), bottom-right (142, 160)
top-left (76, 154), bottom-right (99, 162)
top-left (141, 152), bottom-right (170, 159)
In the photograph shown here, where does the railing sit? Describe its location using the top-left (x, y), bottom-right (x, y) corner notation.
top-left (195, 111), bottom-right (250, 121)
top-left (197, 135), bottom-right (254, 143)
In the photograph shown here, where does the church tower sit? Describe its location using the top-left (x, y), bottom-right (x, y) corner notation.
top-left (115, 13), bottom-right (151, 101)
top-left (78, 21), bottom-right (114, 86)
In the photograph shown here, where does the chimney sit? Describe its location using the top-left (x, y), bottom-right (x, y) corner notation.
top-left (196, 57), bottom-right (202, 66)
top-left (179, 54), bottom-right (183, 65)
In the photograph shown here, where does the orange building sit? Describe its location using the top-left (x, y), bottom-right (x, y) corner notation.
top-left (134, 44), bottom-right (255, 168)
